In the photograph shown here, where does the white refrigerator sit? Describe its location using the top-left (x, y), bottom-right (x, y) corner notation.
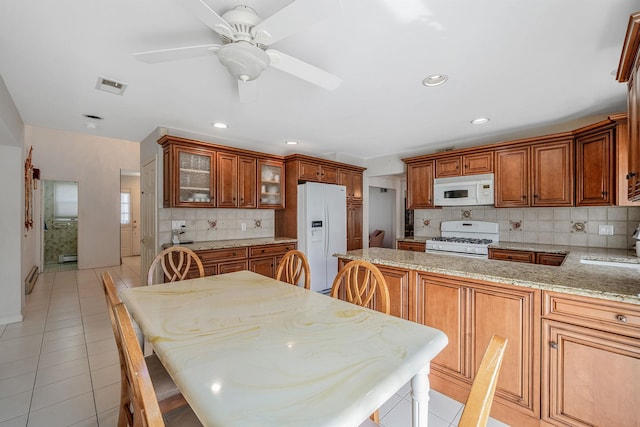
top-left (297, 182), bottom-right (347, 293)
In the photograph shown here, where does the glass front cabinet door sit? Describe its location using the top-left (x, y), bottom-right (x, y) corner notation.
top-left (258, 160), bottom-right (284, 209)
top-left (165, 145), bottom-right (216, 207)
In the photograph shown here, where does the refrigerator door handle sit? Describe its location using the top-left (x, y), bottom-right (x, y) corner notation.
top-left (324, 204), bottom-right (329, 257)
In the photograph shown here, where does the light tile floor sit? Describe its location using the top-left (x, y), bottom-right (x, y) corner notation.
top-left (0, 257), bottom-right (509, 427)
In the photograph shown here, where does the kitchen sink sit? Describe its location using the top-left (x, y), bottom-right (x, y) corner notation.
top-left (579, 257), bottom-right (640, 270)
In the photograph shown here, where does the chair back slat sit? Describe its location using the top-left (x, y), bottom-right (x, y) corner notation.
top-left (458, 335), bottom-right (508, 427)
top-left (275, 250), bottom-right (311, 289)
top-left (331, 260), bottom-right (390, 314)
top-left (148, 246), bottom-right (204, 285)
top-left (113, 302), bottom-right (166, 427)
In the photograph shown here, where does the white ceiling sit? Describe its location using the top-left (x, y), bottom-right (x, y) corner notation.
top-left (0, 0), bottom-right (638, 160)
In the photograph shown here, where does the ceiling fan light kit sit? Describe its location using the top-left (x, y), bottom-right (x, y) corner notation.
top-left (217, 42), bottom-right (270, 82)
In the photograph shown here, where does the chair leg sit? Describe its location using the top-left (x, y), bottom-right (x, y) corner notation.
top-left (369, 409), bottom-right (380, 423)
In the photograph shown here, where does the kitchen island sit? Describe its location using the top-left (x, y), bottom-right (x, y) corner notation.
top-left (334, 247), bottom-right (640, 427)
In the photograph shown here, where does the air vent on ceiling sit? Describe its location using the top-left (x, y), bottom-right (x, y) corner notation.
top-left (95, 76), bottom-right (127, 95)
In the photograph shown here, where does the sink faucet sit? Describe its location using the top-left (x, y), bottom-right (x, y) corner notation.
top-left (172, 229), bottom-right (181, 245)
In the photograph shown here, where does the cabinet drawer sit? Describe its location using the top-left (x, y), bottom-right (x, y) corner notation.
top-left (535, 252), bottom-right (566, 266)
top-left (218, 260), bottom-right (248, 274)
top-left (544, 291), bottom-right (640, 338)
top-left (249, 243), bottom-right (296, 258)
top-left (196, 247), bottom-right (248, 262)
top-left (488, 248), bottom-right (535, 263)
top-left (397, 241), bottom-right (426, 252)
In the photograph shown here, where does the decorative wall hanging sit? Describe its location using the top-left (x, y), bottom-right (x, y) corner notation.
top-left (24, 146), bottom-right (34, 230)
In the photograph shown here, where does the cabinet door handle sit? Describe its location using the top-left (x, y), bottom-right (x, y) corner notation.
top-left (627, 172), bottom-right (637, 179)
top-left (601, 191), bottom-right (608, 196)
top-left (616, 314), bottom-right (627, 323)
top-left (550, 342), bottom-right (558, 349)
top-left (533, 194), bottom-right (539, 198)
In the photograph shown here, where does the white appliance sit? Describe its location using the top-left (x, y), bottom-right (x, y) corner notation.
top-left (297, 182), bottom-right (347, 293)
top-left (433, 173), bottom-right (494, 206)
top-left (425, 221), bottom-right (499, 258)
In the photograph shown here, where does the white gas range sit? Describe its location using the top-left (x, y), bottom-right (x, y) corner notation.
top-left (425, 220), bottom-right (499, 258)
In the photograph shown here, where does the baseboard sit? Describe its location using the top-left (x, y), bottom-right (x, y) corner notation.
top-left (0, 313), bottom-right (23, 326)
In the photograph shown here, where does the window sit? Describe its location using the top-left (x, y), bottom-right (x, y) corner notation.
top-left (54, 181), bottom-right (78, 219)
top-left (121, 192), bottom-right (131, 225)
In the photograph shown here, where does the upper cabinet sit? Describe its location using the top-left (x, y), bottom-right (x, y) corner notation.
top-left (495, 138), bottom-right (573, 208)
top-left (338, 168), bottom-right (363, 203)
top-left (258, 160), bottom-right (284, 209)
top-left (616, 12), bottom-right (640, 201)
top-left (298, 160), bottom-right (338, 183)
top-left (435, 151), bottom-right (493, 177)
top-left (575, 124), bottom-right (615, 206)
top-left (159, 136), bottom-right (283, 209)
top-left (406, 161), bottom-right (434, 209)
top-left (163, 143), bottom-right (216, 208)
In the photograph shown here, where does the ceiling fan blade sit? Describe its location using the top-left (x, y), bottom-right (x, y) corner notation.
top-left (238, 80), bottom-right (258, 103)
top-left (266, 49), bottom-right (341, 91)
top-left (252, 0), bottom-right (341, 45)
top-left (180, 0), bottom-right (236, 40)
top-left (133, 44), bottom-right (221, 64)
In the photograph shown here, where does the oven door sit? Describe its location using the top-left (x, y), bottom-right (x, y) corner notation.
top-left (425, 249), bottom-right (488, 259)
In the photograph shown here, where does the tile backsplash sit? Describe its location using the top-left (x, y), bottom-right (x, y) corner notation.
top-left (414, 206), bottom-right (640, 249)
top-left (159, 208), bottom-right (274, 245)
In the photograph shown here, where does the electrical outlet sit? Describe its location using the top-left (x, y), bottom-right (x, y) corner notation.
top-left (598, 224), bottom-right (614, 235)
top-left (241, 223), bottom-right (246, 231)
top-left (172, 220), bottom-right (186, 229)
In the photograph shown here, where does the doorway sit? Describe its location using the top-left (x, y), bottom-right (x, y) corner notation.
top-left (42, 180), bottom-right (79, 272)
top-left (120, 170), bottom-right (141, 259)
top-left (368, 186), bottom-right (396, 248)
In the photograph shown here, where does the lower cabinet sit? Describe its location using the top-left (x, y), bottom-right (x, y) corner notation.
top-left (415, 273), bottom-right (540, 423)
top-left (189, 242), bottom-right (296, 280)
top-left (396, 241), bottom-right (426, 252)
top-left (542, 291), bottom-right (640, 427)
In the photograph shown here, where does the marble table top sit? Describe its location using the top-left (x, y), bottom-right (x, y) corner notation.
top-left (120, 271), bottom-right (447, 427)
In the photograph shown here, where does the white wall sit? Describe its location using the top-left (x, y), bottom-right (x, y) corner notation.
top-left (0, 74), bottom-right (26, 324)
top-left (27, 126), bottom-right (140, 269)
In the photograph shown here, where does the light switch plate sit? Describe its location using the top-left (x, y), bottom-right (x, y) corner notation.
top-left (598, 224), bottom-right (614, 235)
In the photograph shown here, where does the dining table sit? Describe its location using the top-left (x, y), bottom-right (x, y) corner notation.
top-left (119, 270), bottom-right (448, 427)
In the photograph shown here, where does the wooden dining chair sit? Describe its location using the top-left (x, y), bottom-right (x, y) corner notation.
top-left (331, 260), bottom-right (390, 424)
top-left (458, 335), bottom-right (508, 427)
top-left (330, 260), bottom-right (391, 315)
top-left (147, 246), bottom-right (204, 285)
top-left (101, 272), bottom-right (189, 426)
top-left (112, 302), bottom-right (202, 427)
top-left (275, 250), bottom-right (311, 289)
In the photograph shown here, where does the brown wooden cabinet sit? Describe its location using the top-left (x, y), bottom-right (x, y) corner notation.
top-left (397, 241), bottom-right (426, 252)
top-left (346, 204), bottom-right (363, 251)
top-left (159, 136), bottom-right (283, 209)
top-left (189, 242), bottom-right (296, 280)
top-left (435, 152), bottom-right (494, 178)
top-left (542, 291), bottom-right (640, 427)
top-left (416, 273), bottom-right (540, 420)
top-left (406, 161), bottom-right (434, 209)
top-left (495, 138), bottom-right (573, 208)
top-left (489, 248), bottom-right (566, 266)
top-left (248, 242), bottom-right (296, 278)
top-left (298, 160), bottom-right (338, 183)
top-left (575, 125), bottom-right (615, 206)
top-left (617, 12), bottom-right (640, 202)
top-left (338, 169), bottom-right (363, 203)
top-left (163, 143), bottom-right (216, 208)
top-left (258, 159), bottom-right (284, 209)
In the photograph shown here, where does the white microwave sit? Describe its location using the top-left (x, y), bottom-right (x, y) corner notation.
top-left (433, 173), bottom-right (494, 206)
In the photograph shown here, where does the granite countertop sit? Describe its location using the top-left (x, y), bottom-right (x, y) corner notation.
top-left (163, 237), bottom-right (297, 251)
top-left (335, 246), bottom-right (640, 305)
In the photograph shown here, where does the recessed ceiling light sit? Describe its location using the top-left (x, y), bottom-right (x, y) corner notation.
top-left (471, 117), bottom-right (490, 125)
top-left (285, 141), bottom-right (298, 145)
top-left (212, 122), bottom-right (228, 129)
top-left (85, 122), bottom-right (99, 130)
top-left (422, 74), bottom-right (448, 87)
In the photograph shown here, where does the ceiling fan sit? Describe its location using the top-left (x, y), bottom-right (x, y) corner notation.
top-left (133, 0), bottom-right (342, 102)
